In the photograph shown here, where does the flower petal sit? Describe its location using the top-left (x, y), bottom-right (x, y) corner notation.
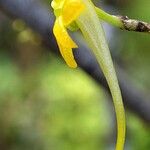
top-left (62, 0), bottom-right (85, 26)
top-left (53, 17), bottom-right (77, 48)
top-left (58, 43), bottom-right (77, 68)
top-left (53, 17), bottom-right (77, 68)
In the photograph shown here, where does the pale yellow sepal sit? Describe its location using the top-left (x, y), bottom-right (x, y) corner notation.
top-left (51, 0), bottom-right (65, 10)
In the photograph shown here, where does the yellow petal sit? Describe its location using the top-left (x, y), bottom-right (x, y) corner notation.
top-left (53, 17), bottom-right (77, 68)
top-left (62, 0), bottom-right (85, 26)
top-left (58, 43), bottom-right (77, 68)
top-left (53, 17), bottom-right (77, 48)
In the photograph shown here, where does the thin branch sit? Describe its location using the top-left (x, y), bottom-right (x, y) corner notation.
top-left (0, 0), bottom-right (150, 123)
top-left (119, 16), bottom-right (150, 33)
top-left (96, 7), bottom-right (150, 33)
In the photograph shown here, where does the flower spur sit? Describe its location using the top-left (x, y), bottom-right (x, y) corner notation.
top-left (51, 0), bottom-right (126, 150)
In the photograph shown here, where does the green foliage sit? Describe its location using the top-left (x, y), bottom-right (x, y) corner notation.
top-left (120, 0), bottom-right (150, 89)
top-left (0, 56), bottom-right (111, 150)
top-left (128, 114), bottom-right (150, 150)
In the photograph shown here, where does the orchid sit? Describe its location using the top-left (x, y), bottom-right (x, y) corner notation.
top-left (51, 0), bottom-right (126, 150)
top-left (51, 0), bottom-right (85, 68)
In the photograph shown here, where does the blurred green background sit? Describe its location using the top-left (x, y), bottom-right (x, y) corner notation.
top-left (0, 0), bottom-right (150, 150)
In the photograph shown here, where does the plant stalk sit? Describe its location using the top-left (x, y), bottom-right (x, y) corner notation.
top-left (95, 7), bottom-right (150, 33)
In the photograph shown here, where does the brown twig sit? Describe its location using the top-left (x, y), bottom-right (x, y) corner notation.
top-left (119, 15), bottom-right (150, 33)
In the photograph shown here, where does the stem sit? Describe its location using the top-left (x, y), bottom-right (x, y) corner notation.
top-left (95, 7), bottom-right (150, 33)
top-left (95, 7), bottom-right (124, 28)
top-left (76, 0), bottom-right (126, 150)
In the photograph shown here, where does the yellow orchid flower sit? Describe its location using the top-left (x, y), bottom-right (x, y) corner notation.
top-left (51, 0), bottom-right (85, 68)
top-left (51, 0), bottom-right (126, 150)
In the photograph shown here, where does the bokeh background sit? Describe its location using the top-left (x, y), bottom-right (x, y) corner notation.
top-left (0, 0), bottom-right (150, 149)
